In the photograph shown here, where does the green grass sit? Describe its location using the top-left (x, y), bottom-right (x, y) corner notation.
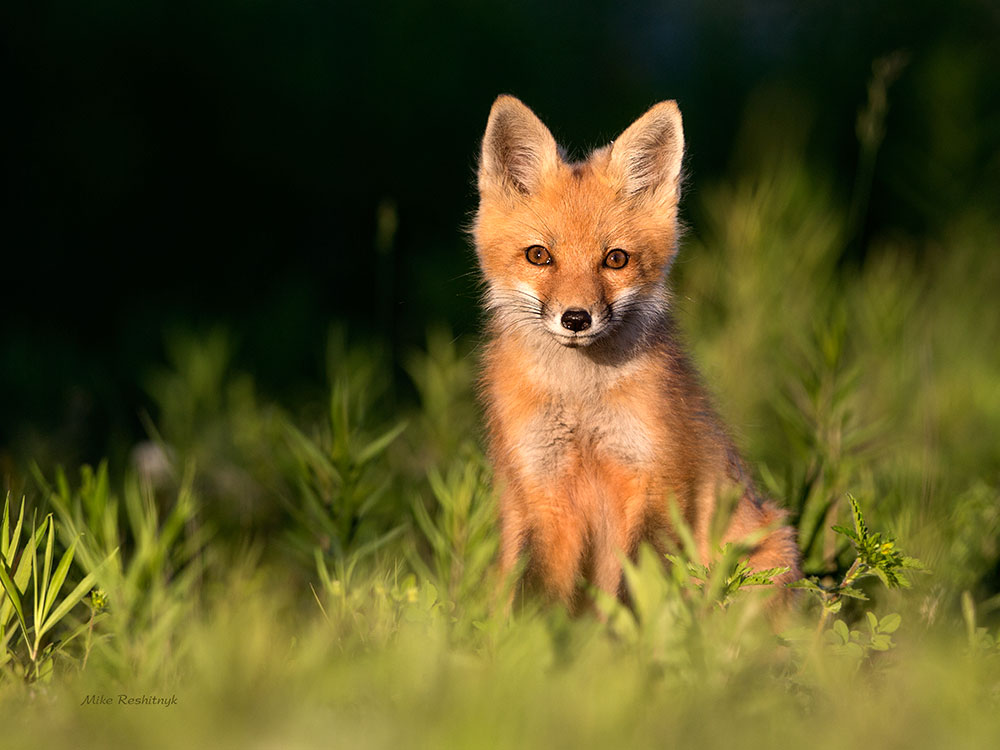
top-left (2, 106), bottom-right (999, 748)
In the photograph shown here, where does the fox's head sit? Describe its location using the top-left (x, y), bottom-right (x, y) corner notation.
top-left (474, 95), bottom-right (685, 350)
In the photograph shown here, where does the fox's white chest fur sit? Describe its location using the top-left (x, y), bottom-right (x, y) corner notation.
top-left (512, 344), bottom-right (658, 480)
top-left (516, 400), bottom-right (656, 479)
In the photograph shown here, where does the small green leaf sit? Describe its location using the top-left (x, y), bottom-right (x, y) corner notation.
top-left (356, 421), bottom-right (407, 465)
top-left (879, 612), bottom-right (902, 634)
top-left (738, 566), bottom-right (790, 587)
top-left (832, 525), bottom-right (859, 543)
top-left (872, 567), bottom-right (891, 588)
top-left (870, 634), bottom-right (892, 651)
top-left (833, 618), bottom-right (850, 644)
top-left (866, 611), bottom-right (879, 632)
top-left (838, 585), bottom-right (869, 601)
top-left (848, 494), bottom-right (870, 541)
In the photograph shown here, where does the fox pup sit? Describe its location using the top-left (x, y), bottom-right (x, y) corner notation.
top-left (474, 95), bottom-right (801, 611)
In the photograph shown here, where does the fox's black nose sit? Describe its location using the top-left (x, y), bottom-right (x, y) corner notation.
top-left (561, 308), bottom-right (592, 332)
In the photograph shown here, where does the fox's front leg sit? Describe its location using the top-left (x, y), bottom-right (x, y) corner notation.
top-left (498, 486), bottom-right (586, 611)
top-left (516, 479), bottom-right (587, 608)
top-left (531, 511), bottom-right (586, 608)
top-left (590, 469), bottom-right (651, 600)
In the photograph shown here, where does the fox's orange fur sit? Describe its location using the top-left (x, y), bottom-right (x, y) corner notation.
top-left (474, 95), bottom-right (800, 612)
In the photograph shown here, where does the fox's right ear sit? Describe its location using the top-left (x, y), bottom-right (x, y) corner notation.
top-left (607, 100), bottom-right (685, 205)
top-left (479, 95), bottom-right (559, 196)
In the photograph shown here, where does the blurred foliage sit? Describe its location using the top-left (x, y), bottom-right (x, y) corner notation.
top-left (3, 0), bottom-right (999, 468)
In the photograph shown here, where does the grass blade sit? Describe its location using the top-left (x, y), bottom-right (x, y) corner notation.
top-left (3, 496), bottom-right (26, 567)
top-left (1, 492), bottom-right (9, 559)
top-left (0, 559), bottom-right (27, 637)
top-left (356, 421), bottom-right (407, 465)
top-left (41, 538), bottom-right (77, 626)
top-left (13, 521), bottom-right (45, 593)
top-left (38, 548), bottom-right (118, 641)
top-left (38, 515), bottom-right (55, 632)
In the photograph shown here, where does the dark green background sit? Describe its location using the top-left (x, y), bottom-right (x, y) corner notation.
top-left (2, 0), bottom-right (997, 467)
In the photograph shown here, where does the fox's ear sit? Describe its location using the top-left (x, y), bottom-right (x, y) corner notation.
top-left (479, 95), bottom-right (559, 196)
top-left (607, 101), bottom-right (684, 203)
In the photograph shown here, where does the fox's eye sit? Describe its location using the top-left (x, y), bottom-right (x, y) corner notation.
top-left (525, 245), bottom-right (552, 266)
top-left (604, 249), bottom-right (629, 269)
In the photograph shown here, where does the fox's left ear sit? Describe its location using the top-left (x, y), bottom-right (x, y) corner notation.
top-left (607, 101), bottom-right (684, 204)
top-left (479, 95), bottom-right (560, 196)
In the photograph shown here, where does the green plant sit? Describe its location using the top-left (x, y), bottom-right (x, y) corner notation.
top-left (653, 492), bottom-right (791, 611)
top-left (408, 445), bottom-right (497, 607)
top-left (793, 494), bottom-right (925, 634)
top-left (28, 463), bottom-right (207, 684)
top-left (823, 611), bottom-right (902, 661)
top-left (0, 494), bottom-right (116, 682)
top-left (284, 385), bottom-right (406, 564)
